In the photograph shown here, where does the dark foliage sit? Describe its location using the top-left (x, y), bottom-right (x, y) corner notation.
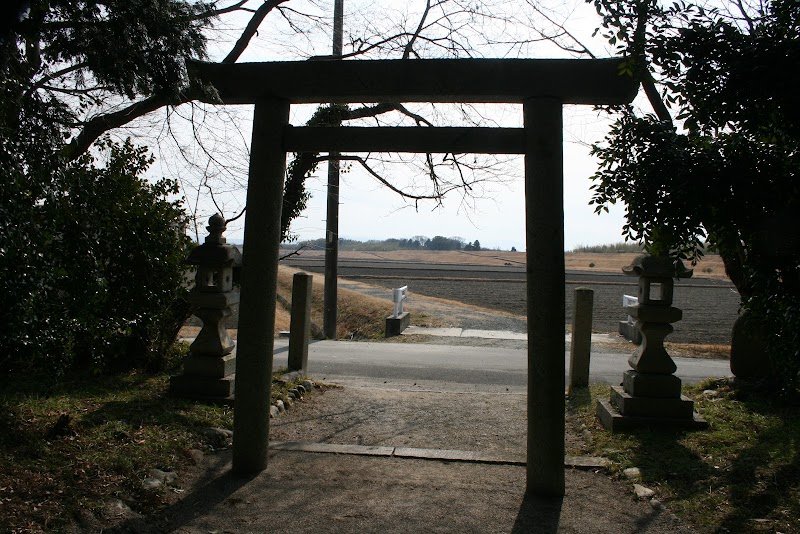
top-left (1, 139), bottom-right (192, 377)
top-left (1, 0), bottom-right (203, 379)
top-left (589, 0), bottom-right (800, 391)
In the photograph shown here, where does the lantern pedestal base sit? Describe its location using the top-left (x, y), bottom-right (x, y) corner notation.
top-left (169, 372), bottom-right (236, 406)
top-left (181, 353), bottom-right (236, 377)
top-left (596, 386), bottom-right (708, 432)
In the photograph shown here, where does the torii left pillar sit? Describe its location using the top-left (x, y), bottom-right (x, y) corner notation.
top-left (233, 98), bottom-right (290, 473)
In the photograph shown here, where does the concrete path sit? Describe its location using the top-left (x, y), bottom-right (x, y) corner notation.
top-left (402, 326), bottom-right (622, 342)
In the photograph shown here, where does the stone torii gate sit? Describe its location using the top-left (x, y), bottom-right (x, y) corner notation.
top-left (189, 58), bottom-right (637, 497)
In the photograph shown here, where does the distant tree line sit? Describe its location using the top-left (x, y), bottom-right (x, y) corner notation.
top-left (568, 242), bottom-right (720, 255)
top-left (568, 242), bottom-right (644, 254)
top-left (286, 236), bottom-right (493, 251)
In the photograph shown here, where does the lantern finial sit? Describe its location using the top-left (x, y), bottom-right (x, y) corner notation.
top-left (205, 213), bottom-right (227, 245)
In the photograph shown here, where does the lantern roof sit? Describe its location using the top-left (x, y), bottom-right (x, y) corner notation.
top-left (187, 214), bottom-right (243, 266)
top-left (622, 254), bottom-right (693, 279)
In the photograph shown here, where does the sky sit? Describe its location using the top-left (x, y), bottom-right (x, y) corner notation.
top-left (144, 0), bottom-right (640, 251)
top-left (287, 106), bottom-right (630, 252)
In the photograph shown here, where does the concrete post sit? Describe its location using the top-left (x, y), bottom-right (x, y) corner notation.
top-left (323, 160), bottom-right (339, 340)
top-left (323, 0), bottom-right (344, 340)
top-left (569, 287), bottom-right (594, 393)
top-left (523, 97), bottom-right (565, 497)
top-left (233, 98), bottom-right (290, 474)
top-left (288, 272), bottom-right (313, 372)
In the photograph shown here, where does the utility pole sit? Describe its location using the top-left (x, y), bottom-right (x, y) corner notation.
top-left (323, 0), bottom-right (344, 339)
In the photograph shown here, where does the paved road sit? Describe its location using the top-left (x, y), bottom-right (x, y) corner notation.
top-left (272, 339), bottom-right (730, 392)
top-left (281, 256), bottom-right (741, 345)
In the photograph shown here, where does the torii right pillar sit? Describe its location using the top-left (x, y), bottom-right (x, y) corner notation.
top-left (524, 97), bottom-right (566, 497)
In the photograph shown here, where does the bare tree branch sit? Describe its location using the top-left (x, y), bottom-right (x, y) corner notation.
top-left (633, 2), bottom-right (672, 123)
top-left (64, 93), bottom-right (176, 159)
top-left (522, 0), bottom-right (597, 58)
top-left (204, 0), bottom-right (250, 18)
top-left (226, 207), bottom-right (247, 224)
top-left (26, 62), bottom-right (89, 96)
top-left (403, 0), bottom-right (432, 59)
top-left (64, 0), bottom-right (292, 160)
top-left (223, 0), bottom-right (290, 63)
top-left (342, 102), bottom-right (434, 127)
top-left (733, 0), bottom-right (756, 32)
top-left (279, 244), bottom-right (306, 261)
top-left (312, 154), bottom-right (452, 201)
top-left (308, 32), bottom-right (420, 60)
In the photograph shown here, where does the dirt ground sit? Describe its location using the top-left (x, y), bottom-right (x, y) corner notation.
top-left (159, 282), bottom-right (709, 533)
top-left (103, 382), bottom-right (695, 534)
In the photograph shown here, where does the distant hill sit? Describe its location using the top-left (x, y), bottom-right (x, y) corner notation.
top-left (284, 236), bottom-right (503, 252)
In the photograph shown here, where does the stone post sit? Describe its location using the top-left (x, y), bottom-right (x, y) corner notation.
top-left (568, 287), bottom-right (594, 393)
top-left (169, 214), bottom-right (241, 404)
top-left (596, 254), bottom-right (708, 430)
top-left (288, 272), bottom-right (313, 372)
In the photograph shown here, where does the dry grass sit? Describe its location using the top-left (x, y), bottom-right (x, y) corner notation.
top-left (665, 342), bottom-right (732, 360)
top-left (179, 267), bottom-right (392, 341)
top-left (278, 266), bottom-right (392, 339)
top-left (565, 252), bottom-right (728, 279)
top-left (285, 249), bottom-right (729, 280)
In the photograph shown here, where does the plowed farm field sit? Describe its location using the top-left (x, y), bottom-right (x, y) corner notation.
top-left (283, 250), bottom-right (739, 345)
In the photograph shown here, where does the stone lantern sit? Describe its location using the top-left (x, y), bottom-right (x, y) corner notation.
top-left (169, 214), bottom-right (242, 404)
top-left (597, 254), bottom-right (707, 430)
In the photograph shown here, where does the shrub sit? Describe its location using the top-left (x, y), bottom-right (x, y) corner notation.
top-left (0, 139), bottom-right (192, 378)
top-left (745, 279), bottom-right (800, 396)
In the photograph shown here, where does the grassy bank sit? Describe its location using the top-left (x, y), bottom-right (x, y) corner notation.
top-left (570, 381), bottom-right (800, 533)
top-left (180, 266), bottom-right (398, 341)
top-left (0, 371), bottom-right (225, 532)
top-left (0, 363), bottom-right (310, 533)
top-left (277, 266), bottom-right (394, 340)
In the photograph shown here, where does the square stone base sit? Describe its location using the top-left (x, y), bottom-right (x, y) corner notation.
top-left (182, 353), bottom-right (236, 378)
top-left (385, 312), bottom-right (411, 337)
top-left (596, 379), bottom-right (708, 433)
top-left (597, 398), bottom-right (708, 431)
top-left (622, 370), bottom-right (682, 398)
top-left (610, 386), bottom-right (694, 418)
top-left (169, 373), bottom-right (236, 405)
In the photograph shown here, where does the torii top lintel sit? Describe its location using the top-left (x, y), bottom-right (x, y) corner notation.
top-left (189, 58), bottom-right (637, 106)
